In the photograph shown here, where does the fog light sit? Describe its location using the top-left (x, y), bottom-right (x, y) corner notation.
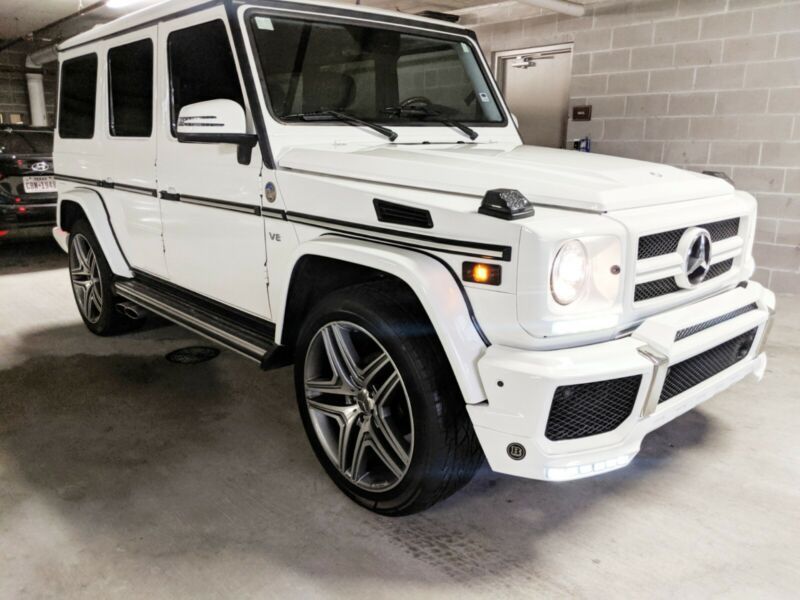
top-left (546, 454), bottom-right (632, 481)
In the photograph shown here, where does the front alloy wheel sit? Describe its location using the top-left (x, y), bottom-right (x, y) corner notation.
top-left (304, 321), bottom-right (414, 492)
top-left (294, 282), bottom-right (484, 516)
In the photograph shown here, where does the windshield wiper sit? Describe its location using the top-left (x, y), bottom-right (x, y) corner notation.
top-left (282, 110), bottom-right (398, 142)
top-left (383, 106), bottom-right (479, 141)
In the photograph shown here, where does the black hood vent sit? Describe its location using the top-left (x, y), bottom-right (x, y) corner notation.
top-left (374, 199), bottom-right (433, 229)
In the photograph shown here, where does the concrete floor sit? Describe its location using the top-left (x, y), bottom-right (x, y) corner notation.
top-left (0, 237), bottom-right (798, 600)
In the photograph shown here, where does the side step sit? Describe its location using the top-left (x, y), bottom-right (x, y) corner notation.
top-left (114, 277), bottom-right (291, 370)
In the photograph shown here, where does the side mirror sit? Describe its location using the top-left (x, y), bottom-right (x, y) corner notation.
top-left (176, 99), bottom-right (258, 165)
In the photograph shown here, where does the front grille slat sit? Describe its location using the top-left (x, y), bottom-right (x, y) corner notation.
top-left (545, 375), bottom-right (642, 441)
top-left (659, 327), bottom-right (758, 403)
top-left (638, 218), bottom-right (740, 260)
top-left (635, 258), bottom-right (734, 302)
top-left (674, 303), bottom-right (758, 341)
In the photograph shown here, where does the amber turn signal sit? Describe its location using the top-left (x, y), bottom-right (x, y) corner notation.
top-left (462, 262), bottom-right (502, 286)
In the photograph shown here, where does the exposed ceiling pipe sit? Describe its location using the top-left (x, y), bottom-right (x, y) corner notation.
top-left (25, 46), bottom-right (58, 127)
top-left (0, 0), bottom-right (107, 53)
top-left (515, 0), bottom-right (586, 17)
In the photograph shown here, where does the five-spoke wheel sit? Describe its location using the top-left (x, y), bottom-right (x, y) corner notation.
top-left (304, 321), bottom-right (413, 492)
top-left (69, 233), bottom-right (104, 324)
top-left (68, 219), bottom-right (141, 336)
top-left (295, 282), bottom-right (483, 515)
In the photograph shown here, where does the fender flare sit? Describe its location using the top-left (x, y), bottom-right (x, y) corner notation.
top-left (58, 187), bottom-right (133, 278)
top-left (275, 236), bottom-right (489, 405)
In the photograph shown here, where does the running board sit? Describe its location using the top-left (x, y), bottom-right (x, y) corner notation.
top-left (114, 278), bottom-right (291, 370)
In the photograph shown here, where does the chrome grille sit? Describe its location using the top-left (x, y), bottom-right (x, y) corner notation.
top-left (635, 259), bottom-right (734, 302)
top-left (638, 218), bottom-right (740, 260)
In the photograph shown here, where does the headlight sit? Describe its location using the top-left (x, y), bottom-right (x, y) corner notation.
top-left (550, 239), bottom-right (588, 305)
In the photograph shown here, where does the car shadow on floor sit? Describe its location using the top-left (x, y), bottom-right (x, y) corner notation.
top-left (0, 322), bottom-right (714, 589)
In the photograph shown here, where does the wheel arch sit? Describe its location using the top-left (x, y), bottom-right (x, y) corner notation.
top-left (58, 187), bottom-right (132, 278)
top-left (275, 236), bottom-right (488, 405)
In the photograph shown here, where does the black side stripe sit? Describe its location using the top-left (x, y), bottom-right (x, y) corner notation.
top-left (57, 174), bottom-right (511, 262)
top-left (160, 191), bottom-right (262, 215)
top-left (286, 211), bottom-right (512, 262)
top-left (262, 206), bottom-right (288, 221)
top-left (320, 232), bottom-right (491, 347)
top-left (56, 174), bottom-right (158, 197)
top-left (66, 185), bottom-right (133, 270)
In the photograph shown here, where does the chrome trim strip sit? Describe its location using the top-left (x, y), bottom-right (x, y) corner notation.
top-left (115, 281), bottom-right (266, 361)
top-left (754, 307), bottom-right (775, 357)
top-left (637, 346), bottom-right (669, 417)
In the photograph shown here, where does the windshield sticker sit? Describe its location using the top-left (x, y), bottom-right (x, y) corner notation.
top-left (255, 16), bottom-right (274, 30)
top-left (479, 92), bottom-right (490, 103)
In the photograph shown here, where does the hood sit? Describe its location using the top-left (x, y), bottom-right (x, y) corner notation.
top-left (277, 143), bottom-right (733, 213)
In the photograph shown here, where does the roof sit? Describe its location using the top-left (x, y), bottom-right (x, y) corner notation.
top-left (59, 0), bottom-right (467, 52)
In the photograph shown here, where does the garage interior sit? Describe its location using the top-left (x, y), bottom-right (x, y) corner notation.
top-left (1, 0), bottom-right (798, 597)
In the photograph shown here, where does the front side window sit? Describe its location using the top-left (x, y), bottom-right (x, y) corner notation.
top-left (59, 54), bottom-right (98, 139)
top-left (167, 19), bottom-right (244, 135)
top-left (249, 15), bottom-right (504, 125)
top-left (108, 39), bottom-right (153, 137)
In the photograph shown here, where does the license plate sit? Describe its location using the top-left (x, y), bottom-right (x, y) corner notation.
top-left (23, 175), bottom-right (56, 194)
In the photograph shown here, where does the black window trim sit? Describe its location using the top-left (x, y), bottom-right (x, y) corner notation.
top-left (58, 52), bottom-right (99, 140)
top-left (53, 0), bottom-right (499, 169)
top-left (107, 37), bottom-right (155, 138)
top-left (243, 6), bottom-right (510, 130)
top-left (166, 17), bottom-right (249, 139)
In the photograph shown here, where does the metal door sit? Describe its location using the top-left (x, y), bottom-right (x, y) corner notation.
top-left (494, 44), bottom-right (573, 148)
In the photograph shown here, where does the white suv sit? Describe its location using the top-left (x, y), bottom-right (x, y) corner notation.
top-left (53, 0), bottom-right (775, 515)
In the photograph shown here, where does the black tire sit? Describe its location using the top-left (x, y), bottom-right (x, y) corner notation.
top-left (294, 280), bottom-right (483, 516)
top-left (68, 219), bottom-right (142, 336)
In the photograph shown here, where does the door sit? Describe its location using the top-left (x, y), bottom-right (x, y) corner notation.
top-left (495, 44), bottom-right (573, 148)
top-left (156, 10), bottom-right (270, 318)
top-left (103, 27), bottom-right (167, 277)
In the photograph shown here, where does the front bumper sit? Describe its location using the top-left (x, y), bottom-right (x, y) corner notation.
top-left (469, 281), bottom-right (775, 481)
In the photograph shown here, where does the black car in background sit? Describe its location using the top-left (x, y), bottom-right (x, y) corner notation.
top-left (0, 126), bottom-right (56, 239)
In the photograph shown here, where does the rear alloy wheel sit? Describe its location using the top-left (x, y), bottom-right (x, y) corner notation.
top-left (70, 233), bottom-right (104, 324)
top-left (304, 321), bottom-right (413, 492)
top-left (68, 219), bottom-right (142, 336)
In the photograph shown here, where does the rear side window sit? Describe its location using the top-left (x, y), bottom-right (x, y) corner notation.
top-left (108, 39), bottom-right (153, 137)
top-left (59, 54), bottom-right (98, 139)
top-left (167, 20), bottom-right (244, 135)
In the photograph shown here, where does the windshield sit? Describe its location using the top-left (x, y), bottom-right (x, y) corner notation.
top-left (0, 129), bottom-right (53, 155)
top-left (249, 15), bottom-right (505, 126)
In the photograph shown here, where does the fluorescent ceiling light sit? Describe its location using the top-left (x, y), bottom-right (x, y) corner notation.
top-left (106, 0), bottom-right (158, 9)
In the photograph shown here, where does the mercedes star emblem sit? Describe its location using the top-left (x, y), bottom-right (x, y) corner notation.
top-left (675, 227), bottom-right (713, 289)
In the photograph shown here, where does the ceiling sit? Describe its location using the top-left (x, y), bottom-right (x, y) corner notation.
top-left (0, 0), bottom-right (591, 52)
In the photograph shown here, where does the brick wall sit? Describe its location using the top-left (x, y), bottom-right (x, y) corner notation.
top-left (0, 48), bottom-right (32, 124)
top-left (0, 45), bottom-right (57, 127)
top-left (464, 0), bottom-right (800, 293)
